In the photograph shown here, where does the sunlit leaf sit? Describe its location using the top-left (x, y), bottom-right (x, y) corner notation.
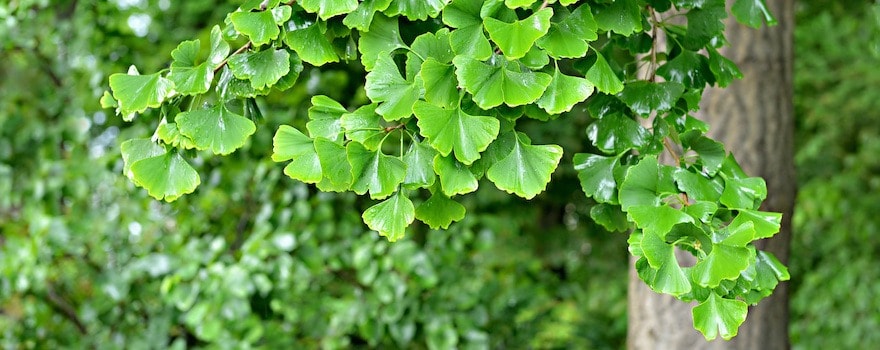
top-left (363, 192), bottom-right (415, 242)
top-left (414, 101), bottom-right (499, 165)
top-left (483, 8), bottom-right (552, 59)
top-left (486, 132), bottom-right (562, 199)
top-left (692, 292), bottom-right (748, 340)
top-left (415, 192), bottom-right (466, 229)
top-left (348, 141), bottom-right (407, 199)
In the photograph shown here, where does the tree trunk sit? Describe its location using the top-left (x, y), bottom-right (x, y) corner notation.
top-left (627, 1), bottom-right (795, 349)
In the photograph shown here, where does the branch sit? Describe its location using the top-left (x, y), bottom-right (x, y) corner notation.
top-left (44, 283), bottom-right (88, 335)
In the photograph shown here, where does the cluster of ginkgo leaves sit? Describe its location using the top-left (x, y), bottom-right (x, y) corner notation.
top-left (104, 0), bottom-right (787, 341)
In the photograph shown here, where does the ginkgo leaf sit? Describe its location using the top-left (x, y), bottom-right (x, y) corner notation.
top-left (300, 0), bottom-right (358, 20)
top-left (619, 156), bottom-right (661, 210)
top-left (536, 4), bottom-right (598, 58)
top-left (691, 242), bottom-right (754, 288)
top-left (640, 230), bottom-right (692, 295)
top-left (229, 10), bottom-right (280, 46)
top-left (314, 138), bottom-right (352, 191)
top-left (169, 62), bottom-right (213, 96)
top-left (593, 0), bottom-right (642, 36)
top-left (358, 14), bottom-right (407, 71)
top-left (385, 0), bottom-right (449, 20)
top-left (272, 125), bottom-right (323, 183)
top-left (363, 192), bottom-right (415, 242)
top-left (586, 113), bottom-right (651, 154)
top-left (306, 95), bottom-right (347, 142)
top-left (692, 292), bottom-right (748, 340)
top-left (403, 140), bottom-right (438, 189)
top-left (176, 104), bottom-right (256, 155)
top-left (486, 132), bottom-right (562, 199)
top-left (617, 81), bottom-right (685, 116)
top-left (537, 66), bottom-right (594, 114)
top-left (343, 0), bottom-right (393, 30)
top-left (483, 8), bottom-right (552, 59)
top-left (505, 0), bottom-right (536, 9)
top-left (365, 54), bottom-right (421, 121)
top-left (121, 138), bottom-right (166, 181)
top-left (227, 49), bottom-right (291, 90)
top-left (585, 51), bottom-right (624, 94)
top-left (284, 20), bottom-right (339, 66)
top-left (129, 151), bottom-right (201, 202)
top-left (673, 168), bottom-right (723, 202)
top-left (419, 59), bottom-right (459, 108)
top-left (433, 155), bottom-right (478, 196)
top-left (415, 192), bottom-right (466, 229)
top-left (453, 56), bottom-right (552, 109)
top-left (573, 153), bottom-right (619, 204)
top-left (413, 101), bottom-right (500, 165)
top-left (348, 141), bottom-right (407, 199)
top-left (443, 0), bottom-right (493, 60)
top-left (109, 71), bottom-right (175, 117)
top-left (731, 0), bottom-right (776, 28)
top-left (341, 104), bottom-right (386, 150)
top-left (208, 25), bottom-right (230, 66)
top-left (627, 205), bottom-right (695, 239)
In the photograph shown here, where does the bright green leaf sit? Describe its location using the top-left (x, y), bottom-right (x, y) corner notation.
top-left (731, 0), bottom-right (776, 28)
top-left (419, 59), bottom-right (459, 108)
top-left (573, 153), bottom-right (618, 203)
top-left (315, 138), bottom-right (353, 191)
top-left (284, 20), bottom-right (339, 66)
top-left (443, 0), bottom-right (494, 60)
top-left (692, 292), bottom-right (748, 340)
top-left (109, 71), bottom-right (175, 117)
top-left (365, 54), bottom-right (421, 121)
top-left (363, 192), bottom-right (415, 242)
top-left (453, 56), bottom-right (552, 109)
top-left (692, 243), bottom-right (753, 288)
top-left (176, 104), bottom-right (256, 155)
top-left (385, 0), bottom-right (449, 20)
top-left (590, 204), bottom-right (630, 232)
top-left (306, 95), bottom-right (347, 142)
top-left (708, 48), bottom-right (743, 88)
top-left (414, 101), bottom-right (500, 165)
top-left (121, 139), bottom-right (166, 181)
top-left (341, 103), bottom-right (386, 150)
top-left (586, 113), bottom-right (651, 154)
top-left (129, 151), bottom-right (200, 202)
top-left (227, 49), bottom-right (291, 90)
top-left (673, 168), bottom-right (723, 202)
top-left (358, 14), bottom-right (407, 71)
top-left (415, 192), bottom-right (466, 229)
top-left (537, 67), bottom-right (594, 114)
top-left (483, 8), bottom-right (552, 59)
top-left (729, 209), bottom-right (781, 240)
top-left (343, 0), bottom-right (393, 30)
top-left (593, 0), bottom-right (643, 36)
top-left (402, 140), bottom-right (438, 189)
top-left (229, 10), bottom-right (279, 46)
top-left (209, 25), bottom-right (230, 66)
top-left (300, 0), bottom-right (358, 20)
top-left (536, 4), bottom-right (598, 58)
top-left (486, 132), bottom-right (562, 199)
top-left (640, 230), bottom-right (692, 295)
top-left (720, 177), bottom-right (767, 209)
top-left (272, 125), bottom-right (323, 183)
top-left (585, 52), bottom-right (623, 94)
top-left (433, 155), bottom-right (479, 196)
top-left (348, 142), bottom-right (407, 199)
top-left (628, 205), bottom-right (695, 239)
top-left (619, 156), bottom-right (661, 210)
top-left (657, 51), bottom-right (712, 89)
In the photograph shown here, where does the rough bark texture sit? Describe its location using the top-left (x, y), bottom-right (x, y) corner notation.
top-left (627, 1), bottom-right (795, 349)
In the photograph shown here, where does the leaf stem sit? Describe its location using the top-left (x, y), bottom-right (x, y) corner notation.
top-left (214, 42), bottom-right (252, 73)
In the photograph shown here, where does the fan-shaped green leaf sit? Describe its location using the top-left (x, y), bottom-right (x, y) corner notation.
top-left (628, 205), bottom-right (695, 239)
top-left (229, 10), bottom-right (279, 46)
top-left (619, 156), bottom-right (661, 210)
top-left (419, 59), bottom-right (459, 108)
top-left (590, 204), bottom-right (630, 232)
top-left (443, 0), bottom-right (493, 60)
top-left (109, 71), bottom-right (175, 117)
top-left (731, 0), bottom-right (776, 28)
top-left (586, 113), bottom-right (650, 154)
top-left (415, 192), bottom-right (466, 229)
top-left (385, 0), bottom-right (449, 20)
top-left (536, 4), bottom-right (598, 58)
top-left (593, 0), bottom-right (643, 36)
top-left (209, 25), bottom-right (230, 66)
top-left (315, 138), bottom-right (353, 192)
top-left (433, 155), bottom-right (478, 196)
top-left (272, 125), bottom-right (323, 183)
top-left (284, 20), bottom-right (339, 66)
top-left (483, 8), bottom-right (552, 59)
top-left (129, 151), bottom-right (200, 202)
top-left (640, 230), bottom-right (692, 295)
top-left (403, 140), bottom-right (437, 189)
top-left (348, 142), bottom-right (407, 199)
top-left (585, 52), bottom-right (624, 94)
top-left (306, 95), bottom-right (347, 142)
top-left (363, 192), bottom-right (415, 242)
top-left (341, 104), bottom-right (386, 150)
top-left (414, 101), bottom-right (500, 165)
top-left (343, 0), bottom-right (393, 30)
top-left (453, 56), bottom-right (552, 109)
top-left (227, 49), bottom-right (291, 90)
top-left (121, 139), bottom-right (166, 181)
top-left (300, 0), bottom-right (358, 20)
top-left (176, 104), bottom-right (256, 155)
top-left (692, 292), bottom-right (748, 340)
top-left (358, 14), bottom-right (407, 71)
top-left (365, 54), bottom-right (421, 121)
top-left (537, 67), bottom-right (594, 114)
top-left (486, 132), bottom-right (562, 199)
top-left (573, 153), bottom-right (618, 204)
top-left (673, 168), bottom-right (723, 202)
top-left (617, 81), bottom-right (685, 116)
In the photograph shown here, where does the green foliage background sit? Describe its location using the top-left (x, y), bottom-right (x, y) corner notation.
top-left (0, 0), bottom-right (876, 348)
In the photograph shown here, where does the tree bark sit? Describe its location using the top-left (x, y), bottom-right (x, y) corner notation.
top-left (627, 1), bottom-right (795, 349)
